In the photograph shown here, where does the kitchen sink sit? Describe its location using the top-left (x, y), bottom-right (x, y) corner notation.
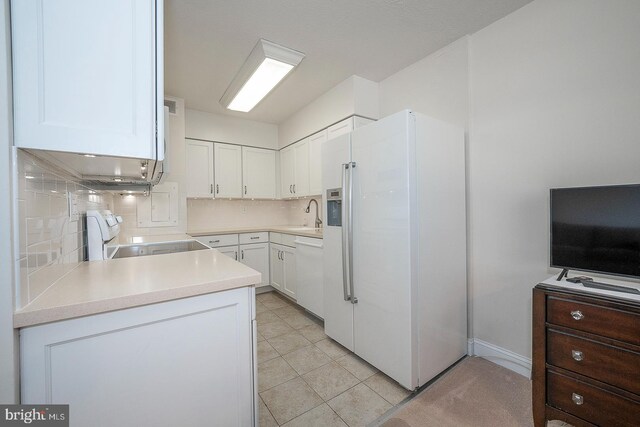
top-left (112, 240), bottom-right (210, 259)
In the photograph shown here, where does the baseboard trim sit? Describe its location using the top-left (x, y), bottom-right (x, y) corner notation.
top-left (467, 338), bottom-right (531, 379)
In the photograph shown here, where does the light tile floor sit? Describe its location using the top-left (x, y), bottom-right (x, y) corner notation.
top-left (256, 291), bottom-right (413, 427)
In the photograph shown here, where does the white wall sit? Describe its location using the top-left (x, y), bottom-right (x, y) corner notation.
top-left (185, 109), bottom-right (278, 149)
top-left (379, 37), bottom-right (469, 129)
top-left (378, 0), bottom-right (640, 365)
top-left (468, 0), bottom-right (640, 359)
top-left (278, 75), bottom-right (379, 148)
top-left (0, 0), bottom-right (19, 403)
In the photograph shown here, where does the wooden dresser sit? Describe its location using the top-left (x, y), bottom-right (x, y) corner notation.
top-left (532, 283), bottom-right (640, 427)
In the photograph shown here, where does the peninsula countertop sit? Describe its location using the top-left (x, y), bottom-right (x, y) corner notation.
top-left (15, 243), bottom-right (261, 328)
top-left (187, 225), bottom-right (324, 239)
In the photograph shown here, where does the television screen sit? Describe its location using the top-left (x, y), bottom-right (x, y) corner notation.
top-left (550, 184), bottom-right (640, 278)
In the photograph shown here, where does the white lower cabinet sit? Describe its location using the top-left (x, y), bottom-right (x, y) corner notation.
top-left (270, 242), bottom-right (296, 299)
top-left (295, 236), bottom-right (324, 318)
top-left (240, 243), bottom-right (269, 288)
top-left (269, 244), bottom-right (284, 292)
top-left (219, 245), bottom-right (239, 261)
top-left (21, 288), bottom-right (257, 427)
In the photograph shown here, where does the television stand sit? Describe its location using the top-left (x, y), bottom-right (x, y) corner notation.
top-left (556, 269), bottom-right (569, 281)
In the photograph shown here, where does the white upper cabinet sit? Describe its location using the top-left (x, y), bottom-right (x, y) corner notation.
top-left (280, 140), bottom-right (310, 198)
top-left (326, 116), bottom-right (374, 141)
top-left (280, 146), bottom-right (296, 197)
top-left (327, 118), bottom-right (354, 141)
top-left (214, 143), bottom-right (242, 198)
top-left (308, 130), bottom-right (327, 196)
top-left (11, 0), bottom-right (163, 159)
top-left (186, 140), bottom-right (214, 198)
top-left (242, 147), bottom-right (276, 199)
top-left (294, 140), bottom-right (310, 197)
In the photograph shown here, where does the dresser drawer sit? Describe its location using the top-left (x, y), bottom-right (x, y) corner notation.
top-left (239, 232), bottom-right (268, 244)
top-left (547, 329), bottom-right (640, 395)
top-left (547, 297), bottom-right (640, 346)
top-left (547, 370), bottom-right (640, 427)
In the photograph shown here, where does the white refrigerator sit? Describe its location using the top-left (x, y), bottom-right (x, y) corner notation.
top-left (322, 110), bottom-right (467, 390)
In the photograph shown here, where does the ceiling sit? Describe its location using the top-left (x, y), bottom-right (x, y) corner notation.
top-left (165, 0), bottom-right (532, 124)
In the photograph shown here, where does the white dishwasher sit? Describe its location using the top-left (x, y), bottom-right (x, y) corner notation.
top-left (294, 236), bottom-right (324, 319)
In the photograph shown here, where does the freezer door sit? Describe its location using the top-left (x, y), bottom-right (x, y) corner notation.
top-left (351, 111), bottom-right (416, 389)
top-left (322, 134), bottom-right (354, 351)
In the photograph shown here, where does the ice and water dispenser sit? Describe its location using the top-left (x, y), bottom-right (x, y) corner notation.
top-left (326, 188), bottom-right (342, 226)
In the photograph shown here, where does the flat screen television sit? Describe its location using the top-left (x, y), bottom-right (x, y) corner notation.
top-left (550, 184), bottom-right (640, 279)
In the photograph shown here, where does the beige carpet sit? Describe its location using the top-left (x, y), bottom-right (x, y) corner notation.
top-left (379, 357), bottom-right (538, 427)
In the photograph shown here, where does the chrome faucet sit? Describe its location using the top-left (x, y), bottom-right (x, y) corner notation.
top-left (305, 198), bottom-right (323, 229)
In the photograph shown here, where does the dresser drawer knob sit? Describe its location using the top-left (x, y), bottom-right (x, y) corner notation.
top-left (572, 393), bottom-right (584, 405)
top-left (570, 310), bottom-right (584, 320)
top-left (571, 350), bottom-right (584, 361)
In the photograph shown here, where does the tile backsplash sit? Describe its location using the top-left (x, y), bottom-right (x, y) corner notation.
top-left (15, 150), bottom-right (111, 308)
top-left (187, 197), bottom-right (324, 231)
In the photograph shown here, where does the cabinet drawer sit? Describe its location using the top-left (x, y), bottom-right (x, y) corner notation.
top-left (547, 297), bottom-right (640, 346)
top-left (281, 233), bottom-right (297, 247)
top-left (194, 234), bottom-right (239, 248)
top-left (269, 232), bottom-right (282, 244)
top-left (547, 370), bottom-right (640, 427)
top-left (547, 330), bottom-right (640, 395)
top-left (239, 232), bottom-right (268, 244)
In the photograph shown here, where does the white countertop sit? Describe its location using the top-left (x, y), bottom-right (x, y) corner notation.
top-left (540, 275), bottom-right (640, 302)
top-left (188, 225), bottom-right (323, 239)
top-left (15, 238), bottom-right (261, 328)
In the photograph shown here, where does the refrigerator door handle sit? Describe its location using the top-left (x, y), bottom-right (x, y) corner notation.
top-left (349, 162), bottom-right (357, 304)
top-left (341, 163), bottom-right (351, 302)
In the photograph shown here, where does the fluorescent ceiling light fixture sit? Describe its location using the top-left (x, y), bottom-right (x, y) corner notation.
top-left (220, 39), bottom-right (304, 112)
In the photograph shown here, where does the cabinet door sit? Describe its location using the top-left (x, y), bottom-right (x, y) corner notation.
top-left (21, 288), bottom-right (255, 427)
top-left (327, 118), bottom-right (354, 141)
top-left (214, 143), bottom-right (243, 198)
top-left (294, 141), bottom-right (310, 197)
top-left (240, 243), bottom-right (269, 288)
top-left (295, 237), bottom-right (323, 318)
top-left (280, 146), bottom-right (296, 198)
top-left (242, 147), bottom-right (276, 199)
top-left (11, 0), bottom-right (160, 159)
top-left (281, 246), bottom-right (297, 299)
top-left (269, 245), bottom-right (284, 291)
top-left (218, 246), bottom-right (239, 261)
top-left (186, 140), bottom-right (214, 198)
top-left (308, 131), bottom-right (326, 196)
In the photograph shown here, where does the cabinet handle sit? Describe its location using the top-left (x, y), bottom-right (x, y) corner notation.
top-left (234, 251), bottom-right (237, 260)
top-left (571, 393), bottom-right (584, 405)
top-left (570, 310), bottom-right (584, 320)
top-left (210, 184), bottom-right (214, 194)
top-left (244, 185), bottom-right (247, 195)
top-left (241, 250), bottom-right (244, 259)
top-left (250, 236), bottom-right (259, 240)
top-left (216, 184), bottom-right (219, 194)
top-left (571, 350), bottom-right (584, 361)
top-left (281, 251), bottom-right (285, 260)
top-left (293, 184), bottom-right (296, 193)
top-left (209, 240), bottom-right (220, 244)
top-left (289, 185), bottom-right (293, 194)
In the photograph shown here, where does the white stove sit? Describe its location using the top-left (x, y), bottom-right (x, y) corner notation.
top-left (86, 210), bottom-right (122, 260)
